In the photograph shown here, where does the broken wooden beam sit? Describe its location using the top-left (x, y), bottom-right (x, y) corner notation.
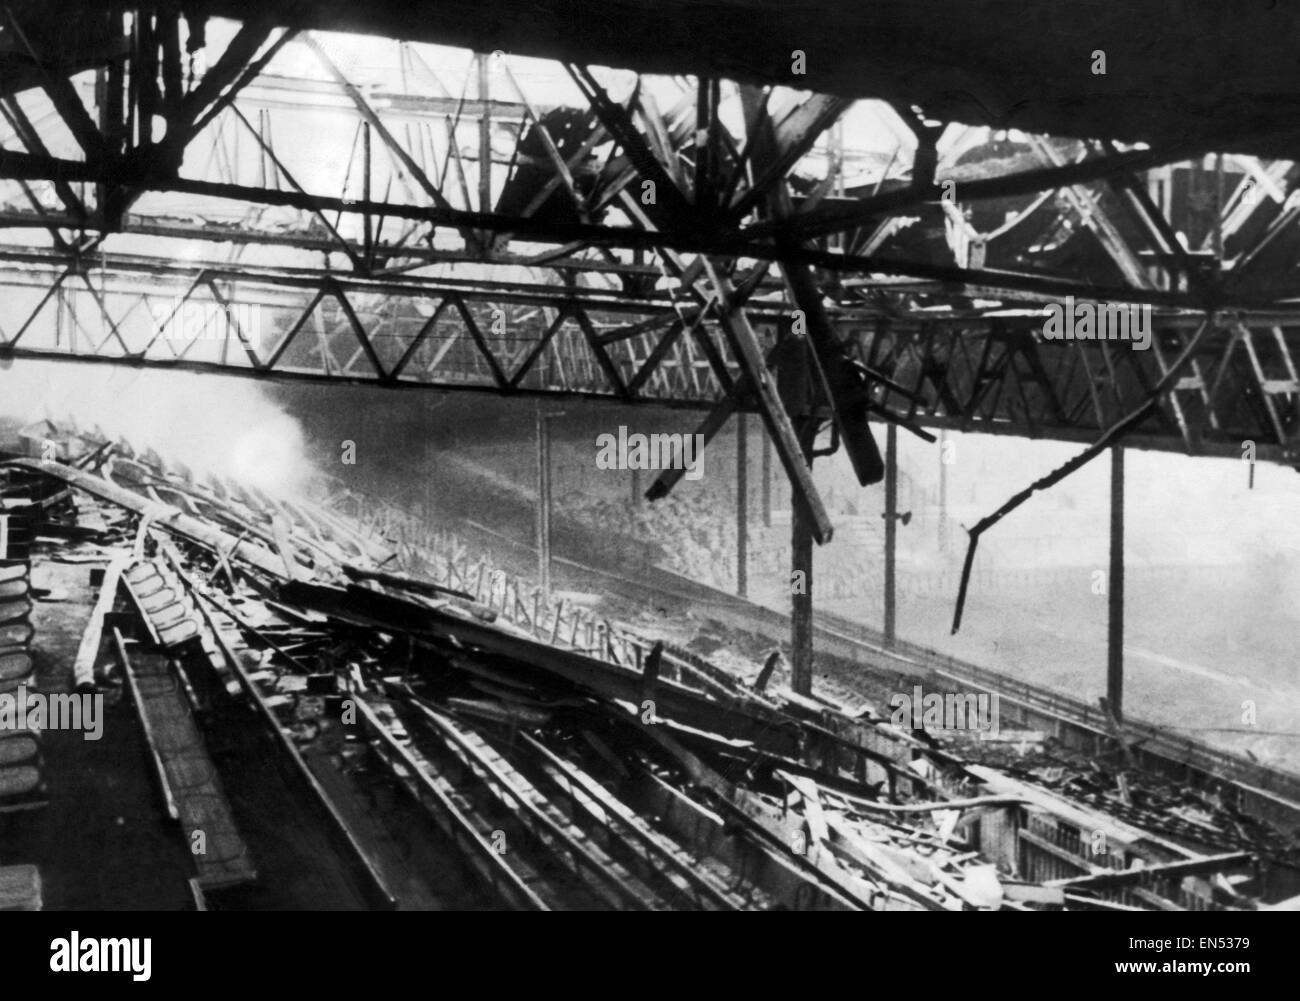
top-left (1046, 851), bottom-right (1254, 891)
top-left (4, 459), bottom-right (288, 580)
top-left (72, 553), bottom-right (129, 692)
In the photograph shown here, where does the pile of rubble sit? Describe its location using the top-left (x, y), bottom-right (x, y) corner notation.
top-left (0, 422), bottom-right (1288, 910)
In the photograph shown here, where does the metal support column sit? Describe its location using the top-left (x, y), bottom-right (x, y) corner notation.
top-left (938, 429), bottom-right (948, 554)
top-left (790, 419), bottom-right (817, 695)
top-left (1108, 445), bottom-right (1125, 722)
top-left (761, 429), bottom-right (771, 528)
top-left (477, 53), bottom-right (492, 214)
top-left (536, 406), bottom-right (553, 598)
top-left (736, 413), bottom-right (748, 598)
top-left (884, 422), bottom-right (898, 646)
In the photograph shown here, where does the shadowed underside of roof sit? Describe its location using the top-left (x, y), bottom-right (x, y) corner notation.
top-left (4, 1), bottom-right (1300, 471)
top-left (21, 0), bottom-right (1300, 157)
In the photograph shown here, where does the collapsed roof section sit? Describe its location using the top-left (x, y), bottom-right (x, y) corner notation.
top-left (14, 1), bottom-right (1300, 159)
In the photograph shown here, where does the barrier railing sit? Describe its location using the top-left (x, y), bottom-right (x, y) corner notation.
top-left (311, 474), bottom-right (1300, 814)
top-left (312, 478), bottom-right (725, 690)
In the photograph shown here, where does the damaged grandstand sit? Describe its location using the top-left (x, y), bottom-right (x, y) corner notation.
top-left (3, 0), bottom-right (1300, 933)
top-left (1, 422), bottom-right (1297, 912)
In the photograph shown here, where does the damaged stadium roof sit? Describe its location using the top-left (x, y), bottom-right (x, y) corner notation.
top-left (14, 0), bottom-right (1300, 158)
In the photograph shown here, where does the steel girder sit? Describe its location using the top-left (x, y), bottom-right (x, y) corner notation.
top-left (3, 16), bottom-right (1300, 476)
top-left (2, 251), bottom-right (1300, 466)
top-left (0, 23), bottom-right (1295, 305)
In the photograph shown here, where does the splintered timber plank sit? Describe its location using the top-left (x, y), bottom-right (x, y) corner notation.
top-left (191, 592), bottom-right (397, 909)
top-left (639, 725), bottom-right (884, 910)
top-left (1046, 852), bottom-right (1254, 891)
top-left (350, 695), bottom-right (551, 911)
top-left (408, 701), bottom-right (664, 911)
top-left (779, 771), bottom-right (967, 901)
top-left (3, 459), bottom-right (288, 579)
top-left (638, 770), bottom-right (853, 911)
top-left (74, 553), bottom-right (129, 691)
top-left (114, 628), bottom-right (179, 822)
top-left (117, 637), bottom-right (256, 889)
top-left (516, 731), bottom-right (753, 911)
top-left (280, 579), bottom-right (808, 759)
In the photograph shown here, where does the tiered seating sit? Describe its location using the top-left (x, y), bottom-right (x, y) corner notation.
top-left (124, 560), bottom-right (203, 649)
top-left (0, 470), bottom-right (42, 812)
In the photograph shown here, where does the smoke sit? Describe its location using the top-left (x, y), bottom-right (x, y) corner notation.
top-left (0, 361), bottom-right (314, 495)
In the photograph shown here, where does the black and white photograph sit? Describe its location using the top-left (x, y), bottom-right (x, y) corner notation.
top-left (0, 0), bottom-right (1293, 973)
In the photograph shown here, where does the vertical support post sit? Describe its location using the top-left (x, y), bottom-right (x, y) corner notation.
top-left (362, 121), bottom-right (373, 268)
top-left (938, 429), bottom-right (948, 554)
top-left (790, 419), bottom-right (817, 695)
top-left (56, 279), bottom-right (66, 348)
top-left (829, 119), bottom-right (845, 252)
top-left (761, 428), bottom-right (771, 527)
top-left (477, 53), bottom-right (492, 214)
top-left (536, 405), bottom-right (552, 599)
top-left (884, 423), bottom-right (898, 647)
top-left (137, 12), bottom-right (157, 144)
top-left (1108, 445), bottom-right (1125, 722)
top-left (98, 54), bottom-right (125, 216)
top-left (424, 435), bottom-right (434, 522)
top-left (736, 413), bottom-right (748, 598)
top-left (1213, 152), bottom-right (1224, 270)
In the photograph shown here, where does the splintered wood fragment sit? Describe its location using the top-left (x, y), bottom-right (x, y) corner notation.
top-left (753, 650), bottom-right (782, 693)
top-left (445, 697), bottom-right (551, 728)
top-left (580, 730), bottom-right (631, 779)
top-left (270, 515), bottom-right (311, 582)
top-left (73, 552), bottom-right (130, 692)
top-left (784, 772), bottom-right (829, 855)
top-left (641, 724), bottom-right (880, 909)
top-left (1003, 882), bottom-right (1066, 905)
top-left (5, 458), bottom-right (287, 579)
top-left (112, 627), bottom-right (179, 821)
top-left (1046, 852), bottom-right (1254, 890)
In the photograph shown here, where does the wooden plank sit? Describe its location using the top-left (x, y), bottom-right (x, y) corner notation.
top-left (640, 721), bottom-right (882, 909)
top-left (74, 553), bottom-right (129, 691)
top-left (1046, 851), bottom-right (1254, 891)
top-left (113, 628), bottom-right (179, 822)
top-left (4, 459), bottom-right (288, 579)
top-left (191, 586), bottom-right (398, 908)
